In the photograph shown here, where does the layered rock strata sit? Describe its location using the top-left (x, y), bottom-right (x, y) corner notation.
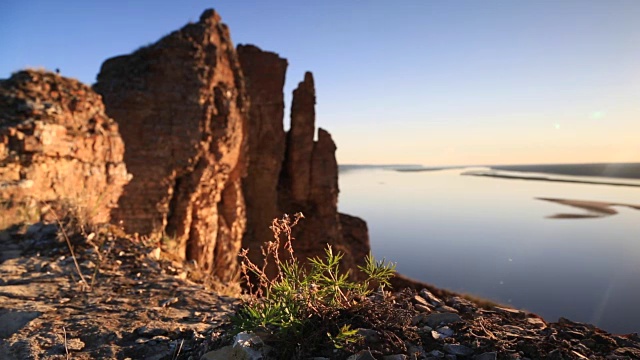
top-left (0, 70), bottom-right (130, 226)
top-left (94, 10), bottom-right (247, 281)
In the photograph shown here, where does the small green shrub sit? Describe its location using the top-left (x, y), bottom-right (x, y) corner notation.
top-left (232, 213), bottom-right (396, 358)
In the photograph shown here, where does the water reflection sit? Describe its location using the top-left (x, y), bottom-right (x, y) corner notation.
top-left (338, 167), bottom-right (640, 334)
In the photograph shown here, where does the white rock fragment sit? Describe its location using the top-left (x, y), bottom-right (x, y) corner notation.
top-left (201, 332), bottom-right (270, 360)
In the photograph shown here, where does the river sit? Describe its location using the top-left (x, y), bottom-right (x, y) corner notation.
top-left (338, 165), bottom-right (640, 334)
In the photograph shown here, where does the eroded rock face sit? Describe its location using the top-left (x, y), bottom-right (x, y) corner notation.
top-left (284, 72), bottom-right (316, 203)
top-left (237, 53), bottom-right (370, 277)
top-left (236, 45), bottom-right (288, 266)
top-left (339, 213), bottom-right (371, 275)
top-left (279, 120), bottom-right (358, 276)
top-left (0, 70), bottom-right (130, 226)
top-left (278, 74), bottom-right (374, 276)
top-left (94, 9), bottom-right (247, 281)
top-left (309, 128), bottom-right (339, 216)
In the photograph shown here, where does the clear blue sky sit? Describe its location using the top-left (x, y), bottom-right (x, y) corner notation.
top-left (2, 0), bottom-right (639, 165)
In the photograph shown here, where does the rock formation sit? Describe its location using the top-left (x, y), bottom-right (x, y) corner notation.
top-left (0, 9), bottom-right (371, 283)
top-left (284, 72), bottom-right (316, 203)
top-left (338, 213), bottom-right (370, 266)
top-left (0, 70), bottom-right (130, 227)
top-left (285, 87), bottom-right (371, 277)
top-left (94, 9), bottom-right (247, 281)
top-left (236, 45), bottom-right (288, 267)
top-left (277, 120), bottom-right (347, 266)
top-left (238, 47), bottom-right (370, 278)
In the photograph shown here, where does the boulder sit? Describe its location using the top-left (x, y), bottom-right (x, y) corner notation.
top-left (0, 70), bottom-right (130, 227)
top-left (94, 9), bottom-right (247, 281)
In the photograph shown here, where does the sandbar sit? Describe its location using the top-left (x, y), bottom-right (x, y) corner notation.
top-left (537, 197), bottom-right (640, 219)
top-left (463, 172), bottom-right (640, 188)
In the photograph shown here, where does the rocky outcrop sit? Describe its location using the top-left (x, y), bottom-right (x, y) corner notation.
top-left (283, 72), bottom-right (316, 203)
top-left (236, 45), bottom-right (288, 266)
top-left (237, 49), bottom-right (370, 276)
top-left (94, 9), bottom-right (247, 281)
top-left (281, 76), bottom-right (375, 274)
top-left (0, 70), bottom-right (130, 227)
top-left (309, 129), bottom-right (339, 216)
top-left (338, 213), bottom-right (370, 268)
top-left (0, 10), bottom-right (371, 283)
top-left (278, 118), bottom-right (353, 267)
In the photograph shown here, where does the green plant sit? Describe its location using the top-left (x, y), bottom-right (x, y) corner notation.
top-left (232, 213), bottom-right (397, 358)
top-left (328, 324), bottom-right (359, 349)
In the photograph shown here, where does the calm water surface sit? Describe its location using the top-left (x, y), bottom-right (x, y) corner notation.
top-left (338, 168), bottom-right (640, 334)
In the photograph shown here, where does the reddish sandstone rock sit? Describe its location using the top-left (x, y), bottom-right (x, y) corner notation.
top-left (279, 122), bottom-right (357, 276)
top-left (276, 72), bottom-right (362, 277)
top-left (236, 51), bottom-right (372, 277)
top-left (310, 128), bottom-right (339, 216)
top-left (338, 213), bottom-right (371, 271)
top-left (94, 9), bottom-right (247, 281)
top-left (236, 45), bottom-right (288, 266)
top-left (0, 70), bottom-right (130, 226)
top-left (283, 72), bottom-right (316, 204)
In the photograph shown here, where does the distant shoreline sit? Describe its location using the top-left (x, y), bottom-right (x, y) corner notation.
top-left (343, 162), bottom-right (640, 180)
top-left (462, 172), bottom-right (640, 188)
top-left (489, 162), bottom-right (640, 180)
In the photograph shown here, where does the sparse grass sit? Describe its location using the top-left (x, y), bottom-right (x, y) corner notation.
top-left (1, 195), bottom-right (115, 291)
top-left (0, 198), bottom-right (41, 232)
top-left (51, 207), bottom-right (90, 290)
top-left (232, 213), bottom-right (399, 358)
top-left (41, 198), bottom-right (116, 292)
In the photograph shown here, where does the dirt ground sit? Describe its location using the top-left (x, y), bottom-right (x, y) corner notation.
top-left (0, 222), bottom-right (237, 360)
top-left (1, 222), bottom-right (639, 360)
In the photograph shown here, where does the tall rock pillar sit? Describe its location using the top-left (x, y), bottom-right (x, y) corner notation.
top-left (238, 47), bottom-right (372, 281)
top-left (278, 73), bottom-right (358, 274)
top-left (284, 72), bottom-right (316, 203)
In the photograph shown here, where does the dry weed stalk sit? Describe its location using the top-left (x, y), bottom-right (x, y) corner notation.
top-left (239, 212), bottom-right (304, 299)
top-left (62, 326), bottom-right (70, 360)
top-left (40, 199), bottom-right (111, 292)
top-left (49, 206), bottom-right (90, 291)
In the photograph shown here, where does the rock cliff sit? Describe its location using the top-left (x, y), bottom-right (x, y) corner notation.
top-left (0, 70), bottom-right (130, 226)
top-left (238, 46), bottom-right (370, 277)
top-left (94, 9), bottom-right (247, 281)
top-left (236, 45), bottom-right (288, 268)
top-left (283, 72), bottom-right (316, 204)
top-left (1, 9), bottom-right (371, 284)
